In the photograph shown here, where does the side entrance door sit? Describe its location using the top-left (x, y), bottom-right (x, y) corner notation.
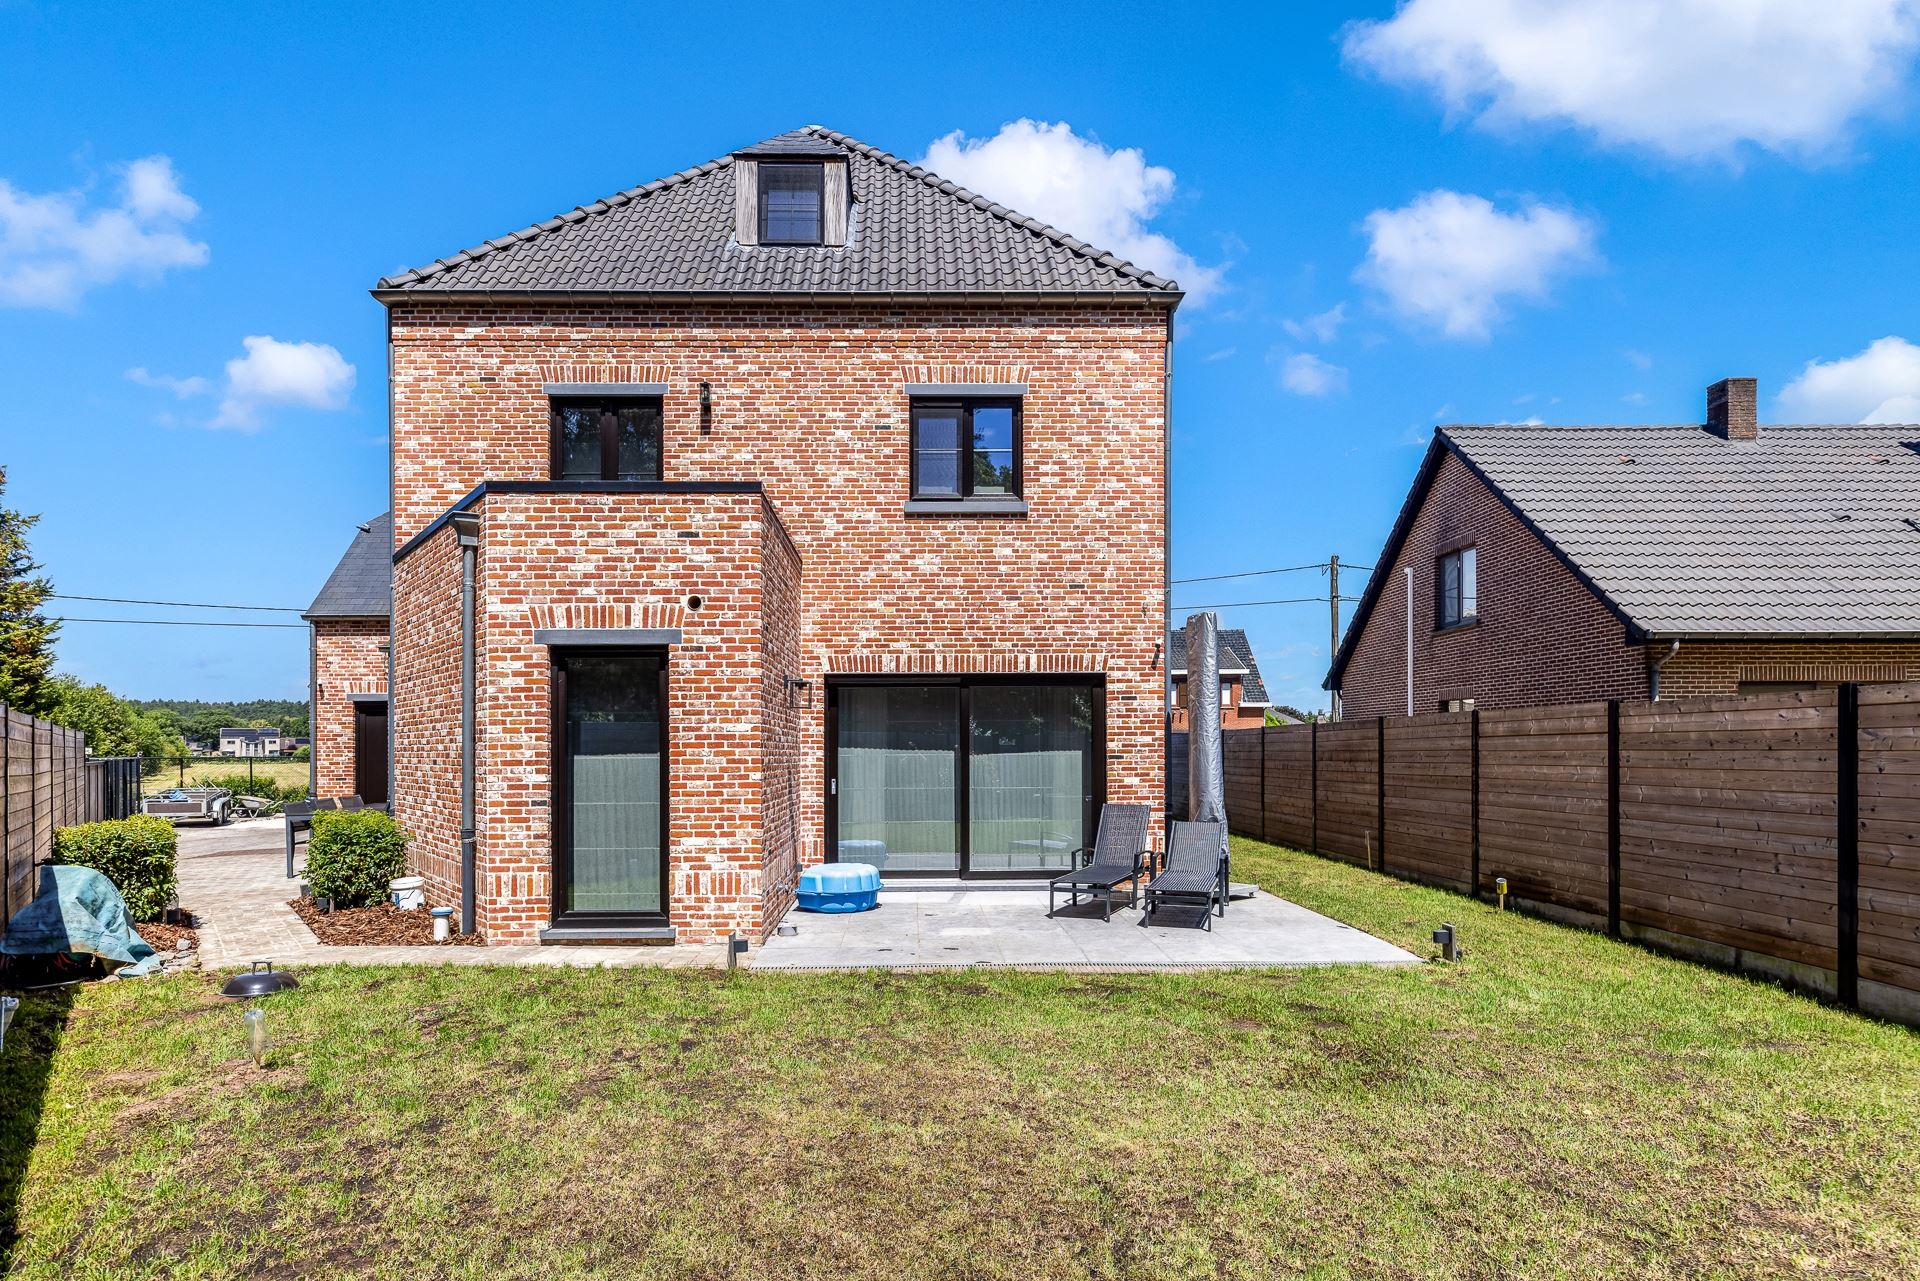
top-left (351, 699), bottom-right (390, 806)
top-left (551, 650), bottom-right (669, 928)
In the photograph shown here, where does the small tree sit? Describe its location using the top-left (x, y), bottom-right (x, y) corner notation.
top-left (0, 467), bottom-right (58, 716)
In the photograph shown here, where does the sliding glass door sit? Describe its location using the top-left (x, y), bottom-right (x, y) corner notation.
top-left (553, 651), bottom-right (667, 924)
top-left (829, 678), bottom-right (1102, 877)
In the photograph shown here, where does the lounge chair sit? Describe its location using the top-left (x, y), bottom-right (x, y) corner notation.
top-left (1140, 820), bottom-right (1229, 930)
top-left (1047, 803), bottom-right (1152, 921)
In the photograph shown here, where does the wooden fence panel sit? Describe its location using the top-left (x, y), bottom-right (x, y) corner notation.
top-left (1222, 729), bottom-right (1262, 837)
top-left (3, 710), bottom-right (30, 924)
top-left (1620, 690), bottom-right (1840, 970)
top-left (1263, 726), bottom-right (1313, 849)
top-left (1857, 683), bottom-right (1920, 994)
top-left (1382, 711), bottom-right (1473, 890)
top-left (0, 702), bottom-right (110, 940)
top-left (1477, 701), bottom-right (1610, 916)
top-left (1315, 719), bottom-right (1379, 865)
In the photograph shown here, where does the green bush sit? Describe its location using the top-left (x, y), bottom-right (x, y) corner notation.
top-left (52, 815), bottom-right (178, 922)
top-left (305, 810), bottom-right (410, 908)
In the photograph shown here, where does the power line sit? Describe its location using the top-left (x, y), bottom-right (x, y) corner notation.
top-left (1171, 561), bottom-right (1373, 586)
top-left (50, 617), bottom-right (308, 630)
top-left (1172, 595), bottom-right (1365, 610)
top-left (49, 593), bottom-right (306, 613)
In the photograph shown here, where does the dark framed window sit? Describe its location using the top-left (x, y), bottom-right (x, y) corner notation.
top-left (550, 398), bottom-right (662, 481)
top-left (759, 163), bottom-right (825, 245)
top-left (1437, 547), bottom-right (1477, 629)
top-left (910, 398), bottom-right (1022, 500)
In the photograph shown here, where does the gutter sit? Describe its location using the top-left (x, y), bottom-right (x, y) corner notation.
top-left (370, 286), bottom-right (1185, 309)
top-left (451, 510), bottom-right (481, 935)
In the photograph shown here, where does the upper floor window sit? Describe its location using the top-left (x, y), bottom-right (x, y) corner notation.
top-left (1437, 547), bottom-right (1477, 629)
top-left (759, 163), bottom-right (824, 245)
top-left (910, 398), bottom-right (1021, 500)
top-left (551, 397), bottom-right (662, 482)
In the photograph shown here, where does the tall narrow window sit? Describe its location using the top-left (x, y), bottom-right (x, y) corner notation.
top-left (759, 163), bottom-right (824, 245)
top-left (550, 398), bottom-right (662, 482)
top-left (1437, 547), bottom-right (1477, 628)
top-left (910, 398), bottom-right (1023, 500)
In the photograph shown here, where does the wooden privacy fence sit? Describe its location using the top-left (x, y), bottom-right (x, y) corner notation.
top-left (2, 702), bottom-right (144, 938)
top-left (1174, 684), bottom-right (1920, 1025)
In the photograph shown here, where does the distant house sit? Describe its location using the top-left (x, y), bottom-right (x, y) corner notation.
top-left (1328, 378), bottom-right (1920, 718)
top-left (219, 727), bottom-right (284, 757)
top-left (1169, 627), bottom-right (1273, 729)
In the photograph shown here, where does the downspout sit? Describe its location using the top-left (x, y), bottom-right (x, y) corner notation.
top-left (307, 620), bottom-right (317, 799)
top-left (1403, 565), bottom-right (1415, 717)
top-left (1649, 638), bottom-right (1681, 702)
top-left (451, 510), bottom-right (481, 935)
top-left (1162, 308), bottom-right (1175, 820)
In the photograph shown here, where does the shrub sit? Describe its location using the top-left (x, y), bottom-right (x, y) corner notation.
top-left (305, 810), bottom-right (410, 908)
top-left (52, 815), bottom-right (178, 922)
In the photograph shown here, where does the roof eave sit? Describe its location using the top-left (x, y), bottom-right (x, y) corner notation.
top-left (1640, 628), bottom-right (1920, 642)
top-left (370, 286), bottom-right (1182, 308)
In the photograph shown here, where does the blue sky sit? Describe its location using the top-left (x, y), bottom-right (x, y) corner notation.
top-left (5, 1), bottom-right (1920, 710)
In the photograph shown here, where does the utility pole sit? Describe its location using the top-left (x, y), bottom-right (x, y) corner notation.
top-left (1328, 555), bottom-right (1343, 721)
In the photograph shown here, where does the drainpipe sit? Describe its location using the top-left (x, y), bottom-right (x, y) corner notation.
top-left (1649, 638), bottom-right (1681, 702)
top-left (1162, 310), bottom-right (1175, 820)
top-left (451, 510), bottom-right (481, 935)
top-left (1403, 565), bottom-right (1415, 717)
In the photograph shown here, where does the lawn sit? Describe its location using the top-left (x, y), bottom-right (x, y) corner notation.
top-left (3, 837), bottom-right (1918, 1279)
top-left (144, 758), bottom-right (311, 795)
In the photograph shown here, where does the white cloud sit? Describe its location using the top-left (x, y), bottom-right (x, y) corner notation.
top-left (1283, 303), bottom-right (1348, 344)
top-left (1277, 351), bottom-right (1349, 397)
top-left (1342, 0), bottom-right (1920, 161)
top-left (215, 336), bottom-right (356, 429)
top-left (124, 366), bottom-right (211, 398)
top-left (131, 335), bottom-right (356, 430)
top-left (921, 119), bottom-right (1224, 302)
top-left (1355, 189), bottom-right (1598, 339)
top-left (1202, 346), bottom-right (1237, 362)
top-left (1779, 336), bottom-right (1920, 423)
top-left (0, 155), bottom-right (208, 308)
top-left (1624, 348), bottom-right (1654, 371)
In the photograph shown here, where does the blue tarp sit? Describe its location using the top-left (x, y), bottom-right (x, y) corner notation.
top-left (0, 865), bottom-right (161, 976)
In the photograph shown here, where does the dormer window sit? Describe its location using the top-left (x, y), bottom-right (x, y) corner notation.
top-left (759, 163), bottom-right (824, 245)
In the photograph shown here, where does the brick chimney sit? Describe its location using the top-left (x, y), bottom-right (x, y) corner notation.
top-left (1706, 377), bottom-right (1758, 441)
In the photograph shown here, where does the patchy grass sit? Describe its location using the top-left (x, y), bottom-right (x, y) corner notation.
top-left (144, 759), bottom-right (311, 795)
top-left (3, 837), bottom-right (1918, 1280)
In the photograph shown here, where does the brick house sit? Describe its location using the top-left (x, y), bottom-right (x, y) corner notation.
top-left (305, 513), bottom-right (391, 803)
top-left (1168, 627), bottom-right (1273, 729)
top-left (1328, 378), bottom-right (1920, 719)
top-left (309, 126), bottom-right (1178, 945)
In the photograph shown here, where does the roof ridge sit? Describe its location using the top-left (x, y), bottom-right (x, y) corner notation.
top-left (802, 125), bottom-right (1179, 293)
top-left (376, 149), bottom-right (743, 290)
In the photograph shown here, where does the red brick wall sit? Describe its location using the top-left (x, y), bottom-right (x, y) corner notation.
top-left (387, 299), bottom-right (1169, 941)
top-left (1654, 640), bottom-right (1920, 698)
top-left (758, 512), bottom-right (804, 933)
top-left (391, 525), bottom-right (464, 913)
top-left (311, 619), bottom-right (387, 799)
top-left (1339, 451), bottom-right (1648, 718)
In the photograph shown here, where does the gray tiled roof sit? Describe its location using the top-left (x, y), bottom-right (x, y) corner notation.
top-left (304, 513), bottom-right (392, 620)
top-left (1441, 424), bottom-right (1920, 635)
top-left (1169, 627), bottom-right (1271, 705)
top-left (375, 126), bottom-right (1181, 299)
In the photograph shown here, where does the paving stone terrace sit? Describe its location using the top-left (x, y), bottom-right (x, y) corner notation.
top-left (175, 819), bottom-right (1417, 974)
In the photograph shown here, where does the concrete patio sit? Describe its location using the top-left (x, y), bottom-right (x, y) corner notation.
top-left (752, 884), bottom-right (1421, 971)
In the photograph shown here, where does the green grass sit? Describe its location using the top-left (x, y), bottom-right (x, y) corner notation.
top-left (4, 837), bottom-right (1918, 1279)
top-left (145, 758), bottom-right (311, 795)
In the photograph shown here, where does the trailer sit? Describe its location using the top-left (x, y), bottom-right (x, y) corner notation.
top-left (142, 787), bottom-right (232, 826)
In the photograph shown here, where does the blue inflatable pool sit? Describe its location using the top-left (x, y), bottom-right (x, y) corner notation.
top-left (798, 862), bottom-right (880, 913)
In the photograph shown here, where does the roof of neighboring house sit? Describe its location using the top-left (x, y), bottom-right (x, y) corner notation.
top-left (374, 126), bottom-right (1182, 302)
top-left (304, 514), bottom-right (392, 620)
top-left (1327, 421), bottom-right (1920, 687)
top-left (220, 727), bottom-right (281, 740)
top-left (1169, 627), bottom-right (1271, 706)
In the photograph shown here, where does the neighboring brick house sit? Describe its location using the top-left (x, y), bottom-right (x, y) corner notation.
top-left (1329, 378), bottom-right (1920, 718)
top-left (305, 514), bottom-right (392, 803)
top-left (218, 727), bottom-right (284, 757)
top-left (1168, 628), bottom-right (1273, 729)
top-left (312, 126), bottom-right (1178, 945)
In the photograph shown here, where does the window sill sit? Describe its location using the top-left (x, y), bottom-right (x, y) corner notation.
top-left (1434, 618), bottom-right (1480, 636)
top-left (903, 498), bottom-right (1029, 516)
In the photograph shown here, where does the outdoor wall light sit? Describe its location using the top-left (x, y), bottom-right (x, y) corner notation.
top-left (784, 676), bottom-right (814, 709)
top-left (1432, 922), bottom-right (1460, 963)
top-left (243, 1008), bottom-right (270, 1068)
top-left (699, 380), bottom-right (713, 434)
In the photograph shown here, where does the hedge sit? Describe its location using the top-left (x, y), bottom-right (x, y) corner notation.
top-left (52, 815), bottom-right (179, 923)
top-left (306, 810), bottom-right (411, 908)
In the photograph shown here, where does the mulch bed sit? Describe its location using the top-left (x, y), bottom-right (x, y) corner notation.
top-left (288, 898), bottom-right (485, 947)
top-left (136, 920), bottom-right (200, 952)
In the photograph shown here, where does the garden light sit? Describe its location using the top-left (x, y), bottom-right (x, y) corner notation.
top-left (244, 1008), bottom-right (270, 1067)
top-left (0, 996), bottom-right (17, 1053)
top-left (1495, 877), bottom-right (1508, 911)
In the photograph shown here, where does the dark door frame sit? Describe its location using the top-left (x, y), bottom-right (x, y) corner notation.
top-left (824, 673), bottom-right (1107, 880)
top-left (350, 698), bottom-right (390, 806)
top-left (549, 646), bottom-right (671, 928)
